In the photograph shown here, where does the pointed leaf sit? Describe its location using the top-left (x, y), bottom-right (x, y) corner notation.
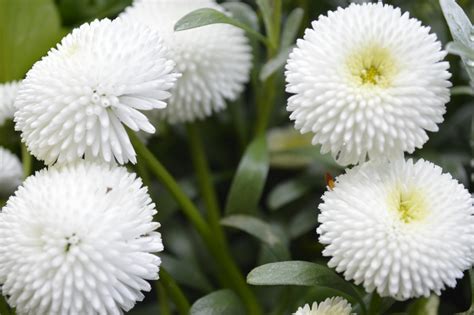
top-left (221, 2), bottom-right (259, 32)
top-left (161, 254), bottom-right (213, 292)
top-left (267, 175), bottom-right (317, 211)
top-left (260, 46), bottom-right (294, 81)
top-left (439, 0), bottom-right (473, 48)
top-left (174, 8), bottom-right (267, 44)
top-left (225, 135), bottom-right (269, 215)
top-left (281, 8), bottom-right (304, 48)
top-left (247, 261), bottom-right (363, 306)
top-left (221, 215), bottom-right (290, 260)
top-left (440, 0), bottom-right (474, 82)
top-left (190, 290), bottom-right (245, 315)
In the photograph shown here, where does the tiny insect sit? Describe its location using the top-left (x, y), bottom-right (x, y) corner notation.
top-left (324, 172), bottom-right (335, 190)
top-left (106, 187), bottom-right (113, 193)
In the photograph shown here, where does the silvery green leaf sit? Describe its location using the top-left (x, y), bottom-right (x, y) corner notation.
top-left (221, 2), bottom-right (259, 32)
top-left (439, 0), bottom-right (473, 49)
top-left (281, 8), bottom-right (304, 48)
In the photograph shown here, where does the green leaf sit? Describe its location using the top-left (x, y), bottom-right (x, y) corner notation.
top-left (161, 254), bottom-right (213, 292)
top-left (267, 126), bottom-right (341, 169)
top-left (452, 86), bottom-right (474, 95)
top-left (266, 175), bottom-right (317, 211)
top-left (288, 207), bottom-right (318, 239)
top-left (0, 0), bottom-right (63, 82)
top-left (256, 0), bottom-right (282, 49)
top-left (440, 0), bottom-right (474, 82)
top-left (221, 215), bottom-right (290, 260)
top-left (407, 295), bottom-right (439, 315)
top-left (174, 8), bottom-right (267, 44)
top-left (225, 135), bottom-right (269, 215)
top-left (447, 41), bottom-right (474, 58)
top-left (260, 45), bottom-right (293, 81)
top-left (190, 289), bottom-right (245, 315)
top-left (221, 2), bottom-right (259, 32)
top-left (439, 0), bottom-right (473, 48)
top-left (247, 261), bottom-right (363, 306)
top-left (281, 8), bottom-right (304, 48)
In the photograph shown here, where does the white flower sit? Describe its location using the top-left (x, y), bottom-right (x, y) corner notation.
top-left (14, 18), bottom-right (179, 165)
top-left (122, 0), bottom-right (252, 123)
top-left (317, 159), bottom-right (474, 300)
top-left (293, 297), bottom-right (352, 315)
top-left (0, 162), bottom-right (163, 315)
top-left (0, 147), bottom-right (22, 196)
top-left (0, 81), bottom-right (20, 126)
top-left (286, 3), bottom-right (451, 166)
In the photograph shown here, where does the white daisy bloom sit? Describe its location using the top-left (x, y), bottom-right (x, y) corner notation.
top-left (0, 81), bottom-right (20, 126)
top-left (286, 3), bottom-right (451, 165)
top-left (293, 297), bottom-right (353, 315)
top-left (0, 147), bottom-right (22, 197)
top-left (122, 0), bottom-right (252, 124)
top-left (317, 159), bottom-right (474, 300)
top-left (14, 18), bottom-right (179, 165)
top-left (0, 162), bottom-right (163, 314)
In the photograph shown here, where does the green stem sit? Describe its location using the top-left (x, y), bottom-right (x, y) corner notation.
top-left (254, 76), bottom-right (277, 136)
top-left (136, 155), bottom-right (152, 188)
top-left (254, 0), bottom-right (281, 136)
top-left (160, 269), bottom-right (190, 315)
top-left (0, 297), bottom-right (11, 315)
top-left (129, 132), bottom-right (210, 239)
top-left (156, 282), bottom-right (171, 315)
top-left (129, 132), bottom-right (262, 315)
top-left (21, 143), bottom-right (32, 179)
top-left (367, 292), bottom-right (382, 315)
top-left (186, 123), bottom-right (224, 241)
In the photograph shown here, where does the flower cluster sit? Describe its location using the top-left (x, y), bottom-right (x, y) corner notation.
top-left (286, 1), bottom-right (473, 303)
top-left (0, 0), bottom-right (472, 313)
top-left (1, 0), bottom-right (252, 313)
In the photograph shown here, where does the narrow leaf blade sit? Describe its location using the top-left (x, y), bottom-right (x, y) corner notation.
top-left (174, 8), bottom-right (266, 43)
top-left (281, 8), bottom-right (304, 48)
top-left (221, 214), bottom-right (290, 260)
top-left (190, 289), bottom-right (245, 315)
top-left (225, 136), bottom-right (269, 215)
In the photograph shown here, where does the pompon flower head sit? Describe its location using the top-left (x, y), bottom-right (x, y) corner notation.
top-left (317, 159), bottom-right (474, 300)
top-left (14, 18), bottom-right (179, 165)
top-left (0, 81), bottom-right (20, 126)
top-left (0, 147), bottom-right (22, 197)
top-left (0, 162), bottom-right (163, 314)
top-left (285, 3), bottom-right (451, 166)
top-left (293, 297), bottom-right (353, 315)
top-left (122, 0), bottom-right (252, 124)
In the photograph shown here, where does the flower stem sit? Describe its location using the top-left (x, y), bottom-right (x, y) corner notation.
top-left (0, 297), bottom-right (11, 315)
top-left (129, 132), bottom-right (210, 240)
top-left (21, 143), bottom-right (32, 179)
top-left (156, 282), bottom-right (171, 315)
top-left (367, 292), bottom-right (382, 315)
top-left (185, 123), bottom-right (224, 241)
top-left (129, 132), bottom-right (262, 315)
top-left (159, 268), bottom-right (190, 315)
top-left (254, 0), bottom-right (281, 136)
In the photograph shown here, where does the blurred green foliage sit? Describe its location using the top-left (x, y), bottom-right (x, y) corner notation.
top-left (0, 0), bottom-right (473, 314)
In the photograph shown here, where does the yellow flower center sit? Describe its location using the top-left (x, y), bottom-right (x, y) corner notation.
top-left (346, 44), bottom-right (398, 88)
top-left (388, 187), bottom-right (428, 224)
